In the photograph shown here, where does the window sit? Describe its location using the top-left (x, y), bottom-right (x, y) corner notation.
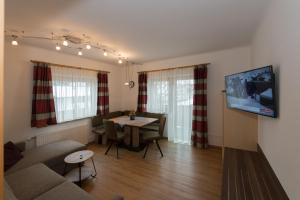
top-left (51, 66), bottom-right (97, 123)
top-left (147, 68), bottom-right (194, 144)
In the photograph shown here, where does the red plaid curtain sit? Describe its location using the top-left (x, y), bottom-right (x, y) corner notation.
top-left (137, 73), bottom-right (147, 112)
top-left (31, 63), bottom-right (57, 128)
top-left (192, 64), bottom-right (208, 148)
top-left (97, 73), bottom-right (109, 116)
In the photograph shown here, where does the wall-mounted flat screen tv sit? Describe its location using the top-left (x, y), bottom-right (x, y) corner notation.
top-left (225, 66), bottom-right (277, 118)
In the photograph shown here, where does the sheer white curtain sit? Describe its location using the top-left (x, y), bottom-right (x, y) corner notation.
top-left (51, 66), bottom-right (98, 123)
top-left (147, 68), bottom-right (194, 144)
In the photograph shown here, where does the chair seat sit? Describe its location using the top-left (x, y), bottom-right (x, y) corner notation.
top-left (92, 127), bottom-right (105, 135)
top-left (141, 124), bottom-right (159, 131)
top-left (116, 132), bottom-right (126, 140)
top-left (141, 131), bottom-right (161, 141)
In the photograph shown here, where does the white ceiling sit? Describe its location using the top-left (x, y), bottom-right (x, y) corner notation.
top-left (5, 0), bottom-right (270, 63)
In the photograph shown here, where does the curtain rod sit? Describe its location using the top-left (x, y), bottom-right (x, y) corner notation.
top-left (30, 60), bottom-right (110, 74)
top-left (137, 63), bottom-right (210, 74)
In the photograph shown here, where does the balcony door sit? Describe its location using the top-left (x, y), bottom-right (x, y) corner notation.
top-left (147, 68), bottom-right (194, 144)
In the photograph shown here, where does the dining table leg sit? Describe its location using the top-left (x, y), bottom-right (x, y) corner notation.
top-left (132, 126), bottom-right (140, 147)
top-left (124, 126), bottom-right (131, 146)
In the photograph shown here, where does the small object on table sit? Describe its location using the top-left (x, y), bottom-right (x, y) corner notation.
top-left (129, 111), bottom-right (136, 120)
top-left (64, 150), bottom-right (97, 187)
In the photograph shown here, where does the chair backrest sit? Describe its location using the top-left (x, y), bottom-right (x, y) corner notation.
top-left (103, 120), bottom-right (117, 140)
top-left (159, 116), bottom-right (167, 137)
top-left (91, 115), bottom-right (103, 127)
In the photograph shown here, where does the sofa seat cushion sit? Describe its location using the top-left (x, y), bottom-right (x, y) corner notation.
top-left (34, 181), bottom-right (95, 200)
top-left (6, 140), bottom-right (86, 174)
top-left (5, 163), bottom-right (65, 200)
top-left (4, 179), bottom-right (18, 200)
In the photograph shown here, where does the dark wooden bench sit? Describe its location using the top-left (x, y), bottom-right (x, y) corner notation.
top-left (222, 147), bottom-right (289, 200)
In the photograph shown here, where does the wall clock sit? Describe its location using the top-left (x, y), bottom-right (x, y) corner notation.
top-left (129, 81), bottom-right (135, 88)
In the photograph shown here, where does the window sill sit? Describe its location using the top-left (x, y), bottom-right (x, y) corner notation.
top-left (57, 115), bottom-right (96, 125)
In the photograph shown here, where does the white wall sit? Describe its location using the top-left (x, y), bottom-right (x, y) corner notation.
top-left (251, 0), bottom-right (300, 199)
top-left (121, 46), bottom-right (251, 146)
top-left (4, 42), bottom-right (122, 145)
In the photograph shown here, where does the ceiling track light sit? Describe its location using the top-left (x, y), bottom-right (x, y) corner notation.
top-left (86, 44), bottom-right (91, 50)
top-left (78, 48), bottom-right (83, 56)
top-left (55, 43), bottom-right (61, 51)
top-left (63, 40), bottom-right (69, 46)
top-left (11, 35), bottom-right (18, 46)
top-left (5, 30), bottom-right (140, 64)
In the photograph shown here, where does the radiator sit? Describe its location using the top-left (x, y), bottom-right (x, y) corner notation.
top-left (36, 124), bottom-right (90, 146)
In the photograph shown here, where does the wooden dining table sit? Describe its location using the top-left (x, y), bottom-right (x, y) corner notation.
top-left (109, 116), bottom-right (158, 150)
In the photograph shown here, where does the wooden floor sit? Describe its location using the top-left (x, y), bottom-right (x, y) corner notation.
top-left (82, 140), bottom-right (222, 200)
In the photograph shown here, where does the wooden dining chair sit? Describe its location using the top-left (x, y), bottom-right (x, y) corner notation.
top-left (140, 116), bottom-right (166, 158)
top-left (103, 120), bottom-right (126, 159)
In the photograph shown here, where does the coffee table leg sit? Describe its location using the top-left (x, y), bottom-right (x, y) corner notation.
top-left (63, 163), bottom-right (67, 175)
top-left (91, 158), bottom-right (97, 177)
top-left (78, 163), bottom-right (82, 187)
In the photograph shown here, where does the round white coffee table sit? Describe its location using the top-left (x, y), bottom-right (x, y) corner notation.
top-left (63, 150), bottom-right (97, 186)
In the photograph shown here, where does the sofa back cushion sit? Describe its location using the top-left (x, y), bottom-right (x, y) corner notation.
top-left (122, 110), bottom-right (131, 116)
top-left (135, 112), bottom-right (147, 117)
top-left (146, 112), bottom-right (164, 119)
top-left (4, 179), bottom-right (18, 200)
top-left (104, 111), bottom-right (123, 119)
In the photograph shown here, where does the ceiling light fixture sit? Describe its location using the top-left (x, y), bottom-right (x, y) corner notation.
top-left (78, 48), bottom-right (83, 56)
top-left (63, 40), bottom-right (69, 46)
top-left (11, 35), bottom-right (18, 46)
top-left (5, 30), bottom-right (139, 65)
top-left (55, 44), bottom-right (61, 51)
top-left (86, 44), bottom-right (91, 50)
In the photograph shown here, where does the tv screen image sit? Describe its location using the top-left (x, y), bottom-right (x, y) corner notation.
top-left (225, 66), bottom-right (277, 118)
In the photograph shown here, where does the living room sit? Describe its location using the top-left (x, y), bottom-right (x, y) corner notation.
top-left (1, 0), bottom-right (300, 199)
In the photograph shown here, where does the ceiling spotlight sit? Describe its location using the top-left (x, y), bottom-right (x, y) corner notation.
top-left (63, 40), bottom-right (69, 46)
top-left (55, 44), bottom-right (61, 51)
top-left (78, 49), bottom-right (83, 56)
top-left (11, 35), bottom-right (18, 46)
top-left (118, 59), bottom-right (123, 64)
top-left (86, 44), bottom-right (91, 50)
top-left (103, 51), bottom-right (108, 56)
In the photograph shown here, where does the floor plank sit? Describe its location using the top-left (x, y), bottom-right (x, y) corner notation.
top-left (82, 140), bottom-right (222, 200)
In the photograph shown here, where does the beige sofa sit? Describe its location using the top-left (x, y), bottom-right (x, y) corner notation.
top-left (6, 140), bottom-right (85, 175)
top-left (4, 140), bottom-right (123, 200)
